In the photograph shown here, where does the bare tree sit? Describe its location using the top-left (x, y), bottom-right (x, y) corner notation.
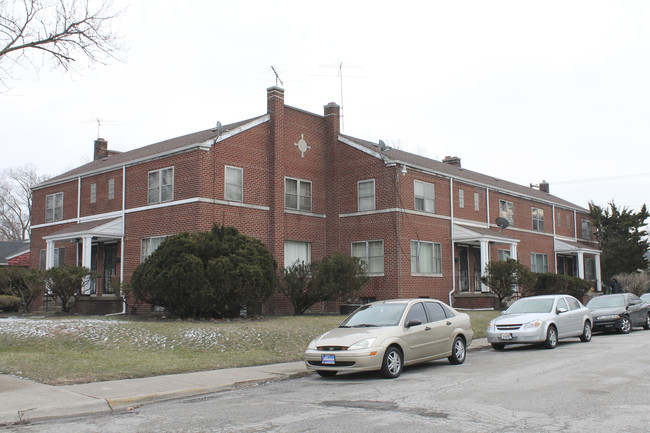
top-left (0, 0), bottom-right (123, 86)
top-left (0, 165), bottom-right (47, 240)
top-left (614, 272), bottom-right (650, 297)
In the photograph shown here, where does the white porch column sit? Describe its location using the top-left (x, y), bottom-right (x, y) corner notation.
top-left (577, 251), bottom-right (585, 279)
top-left (45, 240), bottom-right (56, 269)
top-left (509, 243), bottom-right (518, 260)
top-left (81, 236), bottom-right (93, 294)
top-left (81, 236), bottom-right (93, 268)
top-left (480, 239), bottom-right (490, 292)
top-left (595, 253), bottom-right (602, 292)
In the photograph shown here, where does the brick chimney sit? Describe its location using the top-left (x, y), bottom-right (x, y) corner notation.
top-left (442, 155), bottom-right (461, 167)
top-left (539, 181), bottom-right (550, 193)
top-left (94, 138), bottom-right (108, 160)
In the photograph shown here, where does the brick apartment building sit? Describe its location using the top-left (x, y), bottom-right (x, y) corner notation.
top-left (30, 87), bottom-right (601, 314)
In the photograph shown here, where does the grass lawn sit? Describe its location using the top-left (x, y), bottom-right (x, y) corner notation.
top-left (0, 310), bottom-right (499, 385)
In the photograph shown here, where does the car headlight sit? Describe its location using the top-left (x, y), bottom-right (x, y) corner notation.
top-left (524, 320), bottom-right (543, 329)
top-left (487, 321), bottom-right (496, 331)
top-left (307, 339), bottom-right (317, 350)
top-left (597, 315), bottom-right (620, 320)
top-left (348, 338), bottom-right (376, 350)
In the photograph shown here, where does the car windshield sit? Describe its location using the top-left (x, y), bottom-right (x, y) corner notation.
top-left (340, 303), bottom-right (407, 328)
top-left (587, 295), bottom-right (625, 309)
top-left (505, 298), bottom-right (554, 314)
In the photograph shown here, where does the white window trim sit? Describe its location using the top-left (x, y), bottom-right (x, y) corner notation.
top-left (458, 189), bottom-right (464, 208)
top-left (532, 207), bottom-right (544, 232)
top-left (141, 236), bottom-right (168, 262)
top-left (284, 177), bottom-right (312, 212)
top-left (410, 240), bottom-right (443, 276)
top-left (414, 180), bottom-right (435, 213)
top-left (358, 179), bottom-right (376, 212)
top-left (45, 192), bottom-right (64, 222)
top-left (148, 167), bottom-right (174, 205)
top-left (474, 193), bottom-right (480, 211)
top-left (499, 199), bottom-right (514, 226)
top-left (530, 252), bottom-right (549, 273)
top-left (283, 240), bottom-right (312, 268)
top-left (225, 166), bottom-right (244, 202)
top-left (351, 240), bottom-right (385, 276)
top-left (90, 183), bottom-right (97, 203)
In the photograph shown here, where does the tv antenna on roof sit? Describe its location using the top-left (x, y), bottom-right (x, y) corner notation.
top-left (271, 66), bottom-right (284, 87)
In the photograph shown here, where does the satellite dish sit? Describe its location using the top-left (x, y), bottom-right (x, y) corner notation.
top-left (495, 217), bottom-right (510, 230)
top-left (215, 121), bottom-right (223, 136)
top-left (378, 139), bottom-right (387, 152)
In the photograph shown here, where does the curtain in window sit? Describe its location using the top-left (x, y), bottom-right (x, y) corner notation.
top-left (284, 241), bottom-right (311, 267)
top-left (225, 167), bottom-right (243, 201)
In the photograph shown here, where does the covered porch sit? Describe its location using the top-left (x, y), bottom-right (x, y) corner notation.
top-left (555, 239), bottom-right (602, 292)
top-left (43, 218), bottom-right (124, 297)
top-left (451, 224), bottom-right (520, 308)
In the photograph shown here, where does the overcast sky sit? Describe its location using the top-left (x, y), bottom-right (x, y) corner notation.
top-left (2, 0), bottom-right (649, 213)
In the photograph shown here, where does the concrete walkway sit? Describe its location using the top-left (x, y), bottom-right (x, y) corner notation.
top-left (0, 339), bottom-right (491, 426)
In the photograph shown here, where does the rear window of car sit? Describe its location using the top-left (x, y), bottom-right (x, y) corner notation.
top-left (423, 302), bottom-right (447, 322)
top-left (566, 298), bottom-right (581, 310)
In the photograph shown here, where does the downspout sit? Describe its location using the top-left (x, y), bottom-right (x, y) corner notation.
top-left (552, 204), bottom-right (557, 274)
top-left (448, 178), bottom-right (455, 306)
top-left (107, 165), bottom-right (127, 316)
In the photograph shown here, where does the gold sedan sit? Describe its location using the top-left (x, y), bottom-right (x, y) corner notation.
top-left (304, 299), bottom-right (474, 379)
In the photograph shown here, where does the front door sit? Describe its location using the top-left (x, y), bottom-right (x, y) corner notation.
top-left (458, 246), bottom-right (469, 292)
top-left (104, 243), bottom-right (117, 294)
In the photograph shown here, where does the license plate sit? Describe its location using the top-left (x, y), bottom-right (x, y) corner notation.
top-left (321, 354), bottom-right (335, 365)
top-left (500, 333), bottom-right (513, 340)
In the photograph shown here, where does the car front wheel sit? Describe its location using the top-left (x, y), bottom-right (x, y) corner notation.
top-left (643, 314), bottom-right (650, 331)
top-left (448, 336), bottom-right (466, 365)
top-left (381, 346), bottom-right (403, 379)
top-left (544, 326), bottom-right (558, 349)
top-left (619, 316), bottom-right (632, 334)
top-left (580, 321), bottom-right (592, 342)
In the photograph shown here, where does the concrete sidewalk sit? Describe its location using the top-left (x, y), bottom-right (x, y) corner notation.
top-left (0, 339), bottom-right (491, 426)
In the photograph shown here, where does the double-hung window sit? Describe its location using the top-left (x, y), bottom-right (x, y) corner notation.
top-left (499, 200), bottom-right (514, 226)
top-left (414, 180), bottom-right (435, 213)
top-left (474, 193), bottom-right (480, 211)
top-left (284, 241), bottom-right (311, 267)
top-left (410, 241), bottom-right (442, 275)
top-left (498, 249), bottom-right (511, 261)
top-left (358, 179), bottom-right (375, 211)
top-left (45, 192), bottom-right (64, 222)
top-left (581, 219), bottom-right (592, 240)
top-left (285, 178), bottom-right (312, 212)
top-left (90, 183), bottom-right (97, 203)
top-left (532, 208), bottom-right (544, 232)
top-left (141, 236), bottom-right (168, 262)
top-left (39, 248), bottom-right (66, 269)
top-left (225, 166), bottom-right (243, 202)
top-left (351, 240), bottom-right (384, 275)
top-left (531, 253), bottom-right (548, 273)
top-left (458, 189), bottom-right (465, 208)
top-left (148, 167), bottom-right (174, 204)
top-left (108, 179), bottom-right (115, 200)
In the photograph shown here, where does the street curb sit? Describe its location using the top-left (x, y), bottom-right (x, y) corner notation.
top-left (106, 370), bottom-right (313, 410)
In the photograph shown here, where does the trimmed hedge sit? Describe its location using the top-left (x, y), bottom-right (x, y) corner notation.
top-left (527, 273), bottom-right (592, 300)
top-left (0, 295), bottom-right (21, 312)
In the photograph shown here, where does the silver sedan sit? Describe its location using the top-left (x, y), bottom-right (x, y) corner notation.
top-left (487, 294), bottom-right (593, 350)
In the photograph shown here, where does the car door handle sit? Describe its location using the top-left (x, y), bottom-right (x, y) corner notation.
top-left (425, 326), bottom-right (431, 331)
top-left (446, 321), bottom-right (452, 326)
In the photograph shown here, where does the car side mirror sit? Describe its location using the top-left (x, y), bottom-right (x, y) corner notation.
top-left (557, 307), bottom-right (568, 314)
top-left (406, 319), bottom-right (422, 328)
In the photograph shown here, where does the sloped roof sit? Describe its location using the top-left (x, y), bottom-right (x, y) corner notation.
top-left (0, 240), bottom-right (30, 265)
top-left (36, 116), bottom-right (268, 189)
top-left (341, 134), bottom-right (587, 212)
